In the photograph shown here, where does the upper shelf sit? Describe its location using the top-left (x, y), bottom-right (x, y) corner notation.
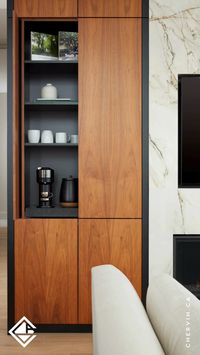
top-left (25, 60), bottom-right (78, 64)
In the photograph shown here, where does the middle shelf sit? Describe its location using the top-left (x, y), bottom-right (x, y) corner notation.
top-left (25, 143), bottom-right (78, 147)
top-left (25, 101), bottom-right (78, 107)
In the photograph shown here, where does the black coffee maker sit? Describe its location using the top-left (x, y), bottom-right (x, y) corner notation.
top-left (36, 167), bottom-right (54, 208)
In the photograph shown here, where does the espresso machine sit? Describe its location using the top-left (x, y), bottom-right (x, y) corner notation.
top-left (36, 167), bottom-right (54, 208)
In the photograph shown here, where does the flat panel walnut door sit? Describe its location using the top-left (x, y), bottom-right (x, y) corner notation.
top-left (79, 219), bottom-right (142, 323)
top-left (14, 0), bottom-right (77, 17)
top-left (79, 19), bottom-right (142, 218)
top-left (15, 219), bottom-right (77, 324)
top-left (78, 0), bottom-right (142, 17)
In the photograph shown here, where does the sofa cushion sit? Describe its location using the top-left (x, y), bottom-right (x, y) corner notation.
top-left (147, 274), bottom-right (200, 355)
top-left (92, 265), bottom-right (164, 355)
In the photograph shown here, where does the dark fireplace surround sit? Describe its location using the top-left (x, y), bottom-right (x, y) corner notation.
top-left (173, 235), bottom-right (200, 299)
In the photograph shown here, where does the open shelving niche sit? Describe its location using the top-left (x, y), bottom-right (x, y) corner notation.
top-left (23, 20), bottom-right (78, 218)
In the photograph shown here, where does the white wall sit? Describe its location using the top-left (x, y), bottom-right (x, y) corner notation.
top-left (150, 0), bottom-right (200, 278)
top-left (0, 0), bottom-right (6, 9)
top-left (0, 9), bottom-right (6, 47)
top-left (0, 49), bottom-right (7, 227)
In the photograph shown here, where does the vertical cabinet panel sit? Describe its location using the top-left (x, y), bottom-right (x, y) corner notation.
top-left (13, 11), bottom-right (20, 219)
top-left (79, 219), bottom-right (142, 323)
top-left (79, 19), bottom-right (142, 218)
top-left (14, 0), bottom-right (77, 17)
top-left (15, 219), bottom-right (78, 324)
top-left (78, 0), bottom-right (142, 17)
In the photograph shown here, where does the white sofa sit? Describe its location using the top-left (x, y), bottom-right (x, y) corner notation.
top-left (92, 265), bottom-right (200, 355)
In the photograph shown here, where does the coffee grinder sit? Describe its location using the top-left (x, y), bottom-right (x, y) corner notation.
top-left (36, 167), bottom-right (54, 208)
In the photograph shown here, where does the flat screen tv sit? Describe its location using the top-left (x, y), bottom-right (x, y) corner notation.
top-left (179, 74), bottom-right (200, 187)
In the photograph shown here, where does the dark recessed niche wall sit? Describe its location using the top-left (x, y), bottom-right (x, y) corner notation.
top-left (178, 74), bottom-right (200, 187)
top-left (23, 20), bottom-right (78, 217)
top-left (25, 64), bottom-right (78, 102)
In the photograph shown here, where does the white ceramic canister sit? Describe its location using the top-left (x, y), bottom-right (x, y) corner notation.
top-left (41, 130), bottom-right (54, 144)
top-left (41, 83), bottom-right (58, 99)
top-left (55, 132), bottom-right (67, 144)
top-left (28, 129), bottom-right (40, 143)
top-left (70, 134), bottom-right (78, 144)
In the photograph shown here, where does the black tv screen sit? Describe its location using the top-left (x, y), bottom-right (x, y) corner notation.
top-left (179, 75), bottom-right (200, 187)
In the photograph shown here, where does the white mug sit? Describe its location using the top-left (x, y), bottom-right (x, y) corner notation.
top-left (41, 130), bottom-right (54, 144)
top-left (70, 134), bottom-right (78, 144)
top-left (28, 130), bottom-right (40, 143)
top-left (55, 132), bottom-right (67, 144)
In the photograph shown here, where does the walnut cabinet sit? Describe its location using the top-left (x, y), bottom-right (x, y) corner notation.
top-left (15, 219), bottom-right (78, 324)
top-left (79, 18), bottom-right (142, 218)
top-left (8, 0), bottom-right (148, 331)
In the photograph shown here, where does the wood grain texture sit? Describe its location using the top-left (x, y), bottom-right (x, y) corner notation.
top-left (1, 235), bottom-right (92, 354)
top-left (15, 219), bottom-right (78, 324)
top-left (13, 12), bottom-right (20, 219)
top-left (14, 0), bottom-right (77, 17)
top-left (79, 219), bottom-right (142, 323)
top-left (79, 19), bottom-right (142, 218)
top-left (78, 0), bottom-right (142, 17)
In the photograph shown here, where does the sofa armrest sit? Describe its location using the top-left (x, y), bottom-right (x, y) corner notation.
top-left (147, 274), bottom-right (200, 355)
top-left (92, 265), bottom-right (164, 355)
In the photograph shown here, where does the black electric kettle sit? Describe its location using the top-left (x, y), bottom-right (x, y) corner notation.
top-left (60, 176), bottom-right (78, 207)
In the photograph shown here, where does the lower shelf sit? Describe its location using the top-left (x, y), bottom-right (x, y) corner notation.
top-left (26, 206), bottom-right (78, 218)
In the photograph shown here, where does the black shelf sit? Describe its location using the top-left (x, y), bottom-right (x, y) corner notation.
top-left (24, 101), bottom-right (78, 111)
top-left (25, 105), bottom-right (78, 112)
top-left (25, 143), bottom-right (78, 147)
top-left (25, 60), bottom-right (78, 64)
top-left (25, 101), bottom-right (78, 106)
top-left (26, 206), bottom-right (78, 218)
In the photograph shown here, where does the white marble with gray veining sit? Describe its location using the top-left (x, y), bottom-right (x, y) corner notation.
top-left (150, 0), bottom-right (200, 279)
top-left (150, 0), bottom-right (200, 19)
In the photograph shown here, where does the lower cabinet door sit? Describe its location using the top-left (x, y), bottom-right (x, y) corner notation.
top-left (79, 219), bottom-right (142, 323)
top-left (14, 219), bottom-right (78, 324)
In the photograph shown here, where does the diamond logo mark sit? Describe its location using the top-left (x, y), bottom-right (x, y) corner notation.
top-left (9, 316), bottom-right (37, 348)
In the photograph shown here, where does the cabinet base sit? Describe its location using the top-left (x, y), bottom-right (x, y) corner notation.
top-left (35, 324), bottom-right (92, 333)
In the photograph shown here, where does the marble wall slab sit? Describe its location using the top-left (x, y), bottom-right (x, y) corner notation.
top-left (150, 0), bottom-right (200, 18)
top-left (149, 0), bottom-right (200, 279)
